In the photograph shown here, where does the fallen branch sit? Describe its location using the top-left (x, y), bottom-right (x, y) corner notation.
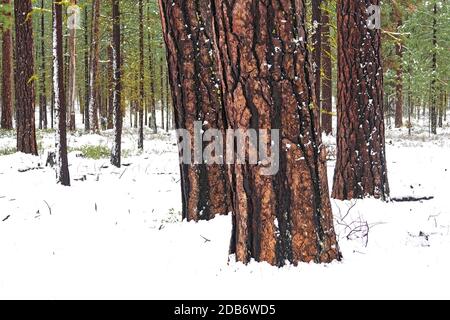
top-left (391, 196), bottom-right (434, 202)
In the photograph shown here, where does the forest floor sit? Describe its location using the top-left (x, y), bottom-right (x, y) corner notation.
top-left (0, 117), bottom-right (449, 299)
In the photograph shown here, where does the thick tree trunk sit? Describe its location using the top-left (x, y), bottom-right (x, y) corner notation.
top-left (67, 0), bottom-right (77, 131)
top-left (14, 0), bottom-right (38, 155)
top-left (88, 0), bottom-right (100, 133)
top-left (332, 0), bottom-right (389, 201)
top-left (53, 0), bottom-right (70, 186)
top-left (159, 0), bottom-right (232, 221)
top-left (321, 0), bottom-right (332, 135)
top-left (110, 0), bottom-right (122, 168)
top-left (138, 0), bottom-right (145, 150)
top-left (1, 0), bottom-right (13, 130)
top-left (211, 0), bottom-right (341, 265)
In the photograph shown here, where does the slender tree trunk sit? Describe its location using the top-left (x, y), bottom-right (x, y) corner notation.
top-left (67, 0), bottom-right (78, 131)
top-left (160, 53), bottom-right (165, 131)
top-left (84, 5), bottom-right (90, 131)
top-left (312, 0), bottom-right (322, 116)
top-left (138, 0), bottom-right (145, 149)
top-left (88, 0), bottom-right (100, 133)
top-left (39, 0), bottom-right (48, 130)
top-left (430, 3), bottom-right (438, 135)
top-left (107, 45), bottom-right (114, 129)
top-left (148, 1), bottom-right (157, 134)
top-left (321, 0), bottom-right (332, 135)
top-left (14, 0), bottom-right (38, 155)
top-left (332, 0), bottom-right (389, 200)
top-left (165, 68), bottom-right (170, 131)
top-left (394, 5), bottom-right (403, 128)
top-left (111, 0), bottom-right (122, 167)
top-left (159, 0), bottom-right (232, 221)
top-left (1, 0), bottom-right (13, 130)
top-left (53, 0), bottom-right (70, 186)
top-left (209, 0), bottom-right (341, 265)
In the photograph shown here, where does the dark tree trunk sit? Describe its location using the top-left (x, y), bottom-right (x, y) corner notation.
top-left (110, 0), bottom-right (122, 168)
top-left (332, 0), bottom-right (389, 201)
top-left (53, 0), bottom-right (70, 186)
top-left (138, 0), bottom-right (145, 150)
top-left (211, 0), bottom-right (341, 265)
top-left (159, 0), bottom-right (232, 221)
top-left (1, 0), bottom-right (13, 130)
top-left (14, 0), bottom-right (38, 155)
top-left (321, 0), bottom-right (332, 135)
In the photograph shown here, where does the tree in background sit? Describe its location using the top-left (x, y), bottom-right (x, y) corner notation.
top-left (88, 0), bottom-right (100, 133)
top-left (1, 0), bottom-right (13, 130)
top-left (14, 0), bottom-right (38, 155)
top-left (110, 0), bottom-right (122, 168)
top-left (53, 0), bottom-right (70, 186)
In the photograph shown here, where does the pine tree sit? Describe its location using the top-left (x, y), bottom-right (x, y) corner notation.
top-left (1, 0), bottom-right (13, 130)
top-left (14, 0), bottom-right (38, 155)
top-left (332, 0), bottom-right (390, 200)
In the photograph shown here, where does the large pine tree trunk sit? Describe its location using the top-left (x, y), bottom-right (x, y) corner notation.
top-left (159, 0), bottom-right (231, 221)
top-left (88, 0), bottom-right (100, 133)
top-left (53, 0), bottom-right (70, 186)
top-left (321, 0), bottom-right (333, 135)
top-left (211, 0), bottom-right (340, 265)
top-left (1, 0), bottom-right (13, 130)
top-left (110, 0), bottom-right (122, 168)
top-left (14, 0), bottom-right (38, 155)
top-left (332, 0), bottom-right (389, 200)
top-left (67, 0), bottom-right (78, 131)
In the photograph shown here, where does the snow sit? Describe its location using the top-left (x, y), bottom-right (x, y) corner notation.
top-left (1, 116), bottom-right (450, 299)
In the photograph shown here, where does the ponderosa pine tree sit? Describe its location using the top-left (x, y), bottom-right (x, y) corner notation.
top-left (67, 0), bottom-right (78, 131)
top-left (211, 0), bottom-right (341, 265)
top-left (321, 0), bottom-right (333, 135)
top-left (138, 0), bottom-right (145, 150)
top-left (39, 0), bottom-right (48, 130)
top-left (110, 0), bottom-right (122, 168)
top-left (1, 0), bottom-right (13, 130)
top-left (159, 0), bottom-right (231, 221)
top-left (53, 0), bottom-right (70, 186)
top-left (312, 0), bottom-right (322, 113)
top-left (332, 0), bottom-right (390, 200)
top-left (14, 0), bottom-right (38, 155)
top-left (88, 0), bottom-right (100, 133)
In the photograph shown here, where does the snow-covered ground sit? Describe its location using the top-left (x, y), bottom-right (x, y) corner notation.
top-left (0, 116), bottom-right (449, 299)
